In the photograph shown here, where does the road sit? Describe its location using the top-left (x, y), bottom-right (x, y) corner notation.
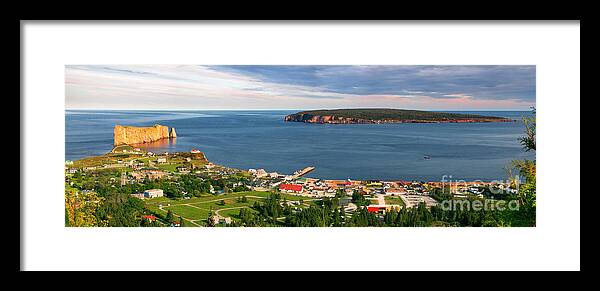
top-left (156, 195), bottom-right (270, 226)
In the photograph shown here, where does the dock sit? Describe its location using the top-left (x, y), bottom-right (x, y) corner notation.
top-left (294, 166), bottom-right (315, 177)
top-left (284, 166), bottom-right (316, 181)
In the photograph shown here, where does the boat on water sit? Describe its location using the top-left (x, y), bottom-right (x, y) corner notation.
top-left (423, 155), bottom-right (431, 160)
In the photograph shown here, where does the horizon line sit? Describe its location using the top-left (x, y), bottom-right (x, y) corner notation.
top-left (65, 108), bottom-right (533, 112)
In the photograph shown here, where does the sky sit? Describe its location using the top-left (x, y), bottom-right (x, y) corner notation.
top-left (65, 65), bottom-right (535, 110)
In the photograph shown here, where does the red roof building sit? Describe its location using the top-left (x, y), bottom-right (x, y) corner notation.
top-left (367, 205), bottom-right (401, 214)
top-left (142, 215), bottom-right (156, 222)
top-left (279, 183), bottom-right (303, 193)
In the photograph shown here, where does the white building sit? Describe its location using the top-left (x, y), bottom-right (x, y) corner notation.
top-left (220, 217), bottom-right (232, 225)
top-left (385, 188), bottom-right (407, 196)
top-left (255, 169), bottom-right (268, 178)
top-left (143, 189), bottom-right (164, 198)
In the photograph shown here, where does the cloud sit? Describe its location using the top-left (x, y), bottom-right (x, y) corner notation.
top-left (65, 65), bottom-right (535, 110)
top-left (442, 93), bottom-right (473, 99)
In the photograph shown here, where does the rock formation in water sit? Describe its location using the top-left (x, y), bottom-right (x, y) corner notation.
top-left (170, 128), bottom-right (177, 139)
top-left (113, 124), bottom-right (176, 146)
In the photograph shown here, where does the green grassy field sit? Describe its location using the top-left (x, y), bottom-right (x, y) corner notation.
top-left (144, 191), bottom-right (322, 226)
top-left (112, 145), bottom-right (134, 152)
top-left (384, 196), bottom-right (405, 206)
top-left (188, 198), bottom-right (262, 210)
top-left (167, 205), bottom-right (211, 220)
top-left (217, 208), bottom-right (259, 219)
top-left (157, 163), bottom-right (181, 172)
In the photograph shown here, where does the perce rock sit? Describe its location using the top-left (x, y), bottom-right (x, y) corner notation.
top-left (113, 124), bottom-right (176, 146)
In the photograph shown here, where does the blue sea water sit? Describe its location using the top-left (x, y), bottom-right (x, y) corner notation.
top-left (65, 110), bottom-right (535, 181)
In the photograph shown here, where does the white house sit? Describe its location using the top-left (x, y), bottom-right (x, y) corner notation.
top-left (255, 169), bottom-right (268, 178)
top-left (143, 189), bottom-right (164, 198)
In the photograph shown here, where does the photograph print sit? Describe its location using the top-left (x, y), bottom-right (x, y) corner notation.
top-left (64, 65), bottom-right (536, 227)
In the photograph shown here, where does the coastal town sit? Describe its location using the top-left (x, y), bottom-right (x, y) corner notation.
top-left (65, 141), bottom-right (518, 227)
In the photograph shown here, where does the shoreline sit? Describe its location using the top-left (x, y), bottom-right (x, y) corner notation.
top-left (69, 147), bottom-right (510, 185)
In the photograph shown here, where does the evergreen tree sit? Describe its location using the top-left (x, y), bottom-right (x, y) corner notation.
top-left (166, 210), bottom-right (174, 224)
top-left (206, 211), bottom-right (216, 227)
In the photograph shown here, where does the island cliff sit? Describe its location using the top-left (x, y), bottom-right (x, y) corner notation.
top-left (114, 124), bottom-right (177, 146)
top-left (284, 109), bottom-right (514, 124)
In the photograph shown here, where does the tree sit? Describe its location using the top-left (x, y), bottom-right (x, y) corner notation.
top-left (516, 108), bottom-right (536, 209)
top-left (166, 210), bottom-right (174, 224)
top-left (512, 160), bottom-right (536, 182)
top-left (207, 215), bottom-right (216, 227)
top-left (332, 208), bottom-right (342, 226)
top-left (179, 216), bottom-right (185, 227)
top-left (239, 208), bottom-right (258, 226)
top-left (519, 107), bottom-right (536, 151)
top-left (351, 190), bottom-right (368, 206)
top-left (206, 208), bottom-right (216, 227)
top-left (504, 107), bottom-right (537, 226)
top-left (65, 207), bottom-right (70, 226)
top-left (65, 189), bottom-right (103, 227)
top-left (95, 191), bottom-right (146, 227)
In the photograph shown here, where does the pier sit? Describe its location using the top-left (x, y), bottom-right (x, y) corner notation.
top-left (281, 166), bottom-right (316, 182)
top-left (290, 166), bottom-right (315, 179)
